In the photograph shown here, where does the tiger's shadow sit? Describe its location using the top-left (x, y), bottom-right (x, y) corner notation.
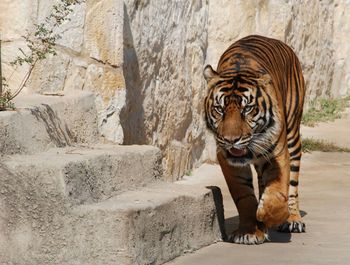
top-left (225, 216), bottom-right (293, 243)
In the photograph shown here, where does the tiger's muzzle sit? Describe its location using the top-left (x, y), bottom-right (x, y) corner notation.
top-left (228, 146), bottom-right (248, 157)
top-left (217, 135), bottom-right (254, 166)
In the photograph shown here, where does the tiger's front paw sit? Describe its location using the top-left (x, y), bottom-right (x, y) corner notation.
top-left (227, 228), bottom-right (268, 245)
top-left (278, 214), bottom-right (306, 233)
top-left (256, 191), bottom-right (289, 227)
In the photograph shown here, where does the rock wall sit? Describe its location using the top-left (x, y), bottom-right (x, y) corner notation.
top-left (333, 0), bottom-right (350, 98)
top-left (1, 0), bottom-right (350, 179)
top-left (0, 0), bottom-right (126, 143)
top-left (122, 0), bottom-right (209, 180)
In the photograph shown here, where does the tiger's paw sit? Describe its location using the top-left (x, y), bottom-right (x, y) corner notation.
top-left (256, 191), bottom-right (289, 227)
top-left (278, 214), bottom-right (305, 233)
top-left (227, 228), bottom-right (269, 245)
top-left (228, 233), bottom-right (268, 245)
top-left (278, 221), bottom-right (305, 233)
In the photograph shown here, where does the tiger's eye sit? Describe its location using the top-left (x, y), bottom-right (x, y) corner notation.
top-left (244, 105), bottom-right (254, 114)
top-left (214, 105), bottom-right (224, 115)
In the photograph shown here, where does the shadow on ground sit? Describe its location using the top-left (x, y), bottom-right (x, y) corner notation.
top-left (224, 216), bottom-right (293, 243)
top-left (207, 185), bottom-right (308, 244)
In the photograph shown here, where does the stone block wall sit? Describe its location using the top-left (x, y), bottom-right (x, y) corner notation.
top-left (1, 0), bottom-right (350, 179)
top-left (0, 0), bottom-right (126, 143)
top-left (121, 0), bottom-right (210, 179)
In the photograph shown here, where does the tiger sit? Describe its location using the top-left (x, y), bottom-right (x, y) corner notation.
top-left (204, 35), bottom-right (306, 244)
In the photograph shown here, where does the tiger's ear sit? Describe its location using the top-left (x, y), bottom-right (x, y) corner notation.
top-left (203, 65), bottom-right (219, 83)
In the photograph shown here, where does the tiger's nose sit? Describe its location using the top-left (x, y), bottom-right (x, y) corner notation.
top-left (223, 135), bottom-right (241, 144)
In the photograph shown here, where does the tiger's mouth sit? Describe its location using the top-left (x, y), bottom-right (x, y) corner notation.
top-left (223, 146), bottom-right (253, 166)
top-left (228, 147), bottom-right (248, 157)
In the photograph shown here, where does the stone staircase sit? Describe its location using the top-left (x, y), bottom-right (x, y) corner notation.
top-left (0, 92), bottom-right (221, 265)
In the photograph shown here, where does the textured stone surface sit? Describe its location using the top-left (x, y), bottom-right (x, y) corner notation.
top-left (84, 0), bottom-right (124, 66)
top-left (0, 0), bottom-right (125, 144)
top-left (96, 88), bottom-right (126, 143)
top-left (206, 0), bottom-right (256, 67)
top-left (27, 50), bottom-right (72, 93)
top-left (0, 92), bottom-right (99, 154)
top-left (0, 157), bottom-right (221, 265)
top-left (285, 1), bottom-right (335, 103)
top-left (332, 0), bottom-right (350, 98)
top-left (36, 0), bottom-right (86, 53)
top-left (0, 0), bottom-right (37, 40)
top-left (3, 145), bottom-right (162, 204)
top-left (122, 0), bottom-right (209, 180)
top-left (0, 40), bottom-right (32, 95)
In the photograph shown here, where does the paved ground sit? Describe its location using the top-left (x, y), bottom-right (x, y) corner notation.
top-left (167, 112), bottom-right (350, 265)
top-left (301, 107), bottom-right (350, 149)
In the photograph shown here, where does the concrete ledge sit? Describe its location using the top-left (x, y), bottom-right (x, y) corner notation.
top-left (69, 183), bottom-right (221, 265)
top-left (2, 144), bottom-right (162, 205)
top-left (0, 92), bottom-right (99, 155)
top-left (0, 166), bottom-right (221, 265)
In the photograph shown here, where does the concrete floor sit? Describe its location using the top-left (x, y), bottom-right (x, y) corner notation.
top-left (301, 107), bottom-right (350, 149)
top-left (167, 113), bottom-right (350, 265)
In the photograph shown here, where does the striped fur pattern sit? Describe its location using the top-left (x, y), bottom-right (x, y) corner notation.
top-left (204, 35), bottom-right (306, 244)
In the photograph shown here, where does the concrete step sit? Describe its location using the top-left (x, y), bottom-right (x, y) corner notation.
top-left (0, 167), bottom-right (222, 265)
top-left (0, 91), bottom-right (99, 155)
top-left (2, 144), bottom-right (162, 205)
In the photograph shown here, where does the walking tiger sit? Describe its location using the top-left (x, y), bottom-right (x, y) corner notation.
top-left (204, 35), bottom-right (306, 244)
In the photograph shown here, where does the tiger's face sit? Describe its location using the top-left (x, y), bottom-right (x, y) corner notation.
top-left (203, 65), bottom-right (280, 166)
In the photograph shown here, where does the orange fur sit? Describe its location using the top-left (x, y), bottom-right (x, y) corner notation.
top-left (204, 35), bottom-right (306, 244)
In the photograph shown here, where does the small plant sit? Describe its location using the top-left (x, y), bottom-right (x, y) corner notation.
top-left (185, 170), bottom-right (193, 176)
top-left (0, 0), bottom-right (84, 110)
top-left (302, 138), bottom-right (350, 153)
top-left (302, 96), bottom-right (350, 127)
top-left (0, 38), bottom-right (15, 111)
top-left (0, 77), bottom-right (15, 111)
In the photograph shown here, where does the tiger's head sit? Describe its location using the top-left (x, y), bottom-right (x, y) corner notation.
top-left (203, 65), bottom-right (281, 166)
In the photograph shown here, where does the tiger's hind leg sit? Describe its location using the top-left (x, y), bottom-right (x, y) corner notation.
top-left (217, 150), bottom-right (268, 245)
top-left (278, 133), bottom-right (306, 233)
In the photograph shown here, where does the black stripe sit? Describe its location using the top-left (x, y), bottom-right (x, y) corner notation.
top-left (290, 156), bottom-right (301, 161)
top-left (286, 126), bottom-right (293, 134)
top-left (290, 180), bottom-right (299, 186)
top-left (289, 145), bottom-right (301, 158)
top-left (220, 86), bottom-right (232, 92)
top-left (287, 133), bottom-right (300, 148)
top-left (261, 99), bottom-right (267, 113)
top-left (256, 86), bottom-right (262, 98)
top-left (213, 80), bottom-right (227, 87)
top-left (290, 165), bottom-right (300, 172)
top-left (236, 86), bottom-right (249, 93)
top-left (287, 127), bottom-right (300, 143)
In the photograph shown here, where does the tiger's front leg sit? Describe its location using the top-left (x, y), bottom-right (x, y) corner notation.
top-left (255, 149), bottom-right (290, 228)
top-left (279, 132), bottom-right (306, 233)
top-left (217, 150), bottom-right (268, 245)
